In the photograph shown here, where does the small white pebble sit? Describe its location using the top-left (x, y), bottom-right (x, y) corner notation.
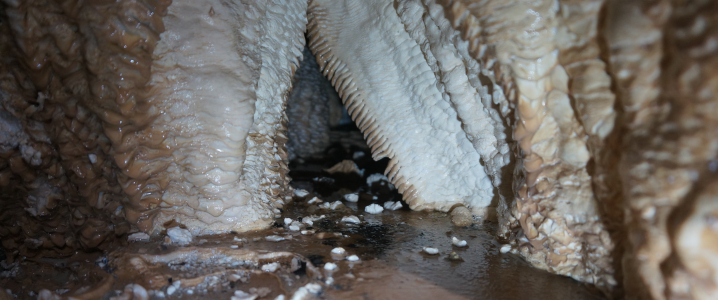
top-left (308, 197), bottom-right (322, 204)
top-left (452, 237), bottom-right (467, 247)
top-left (331, 247), bottom-right (346, 255)
top-left (289, 224), bottom-right (300, 231)
top-left (274, 295), bottom-right (285, 300)
top-left (265, 235), bottom-right (285, 242)
top-left (500, 244), bottom-right (512, 253)
top-left (423, 247), bottom-right (439, 255)
top-left (323, 262), bottom-right (338, 271)
top-left (261, 262), bottom-right (280, 272)
top-left (346, 255), bottom-right (360, 262)
top-left (330, 201), bottom-right (343, 209)
top-left (383, 201), bottom-right (403, 211)
top-left (88, 154), bottom-right (97, 164)
top-left (233, 237), bottom-right (246, 243)
top-left (364, 204), bottom-right (383, 214)
top-left (230, 245), bottom-right (239, 249)
top-left (341, 215), bottom-right (361, 224)
top-left (166, 285), bottom-right (176, 296)
top-left (284, 218), bottom-right (293, 225)
top-left (186, 289), bottom-right (193, 295)
top-left (372, 196), bottom-right (378, 200)
top-left (343, 193), bottom-right (359, 202)
top-left (172, 281), bottom-right (181, 288)
top-left (127, 232), bottom-right (150, 242)
top-left (294, 189), bottom-right (309, 197)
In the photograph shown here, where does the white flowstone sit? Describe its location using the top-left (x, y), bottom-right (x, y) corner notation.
top-left (364, 204), bottom-right (383, 214)
top-left (128, 232), bottom-right (150, 242)
top-left (167, 227), bottom-right (192, 245)
top-left (323, 262), bottom-right (338, 271)
top-left (423, 247), bottom-right (439, 255)
top-left (343, 193), bottom-right (359, 202)
top-left (261, 262), bottom-right (280, 273)
top-left (383, 201), bottom-right (403, 211)
top-left (452, 237), bottom-right (467, 247)
top-left (341, 215), bottom-right (361, 224)
top-left (294, 189), bottom-right (310, 197)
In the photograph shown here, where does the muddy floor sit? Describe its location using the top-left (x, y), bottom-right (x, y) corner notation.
top-left (0, 130), bottom-right (606, 300)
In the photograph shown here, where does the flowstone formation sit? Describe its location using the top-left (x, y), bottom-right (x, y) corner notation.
top-left (0, 0), bottom-right (717, 299)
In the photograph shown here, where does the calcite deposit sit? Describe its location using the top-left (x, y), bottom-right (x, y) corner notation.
top-left (1, 0), bottom-right (717, 299)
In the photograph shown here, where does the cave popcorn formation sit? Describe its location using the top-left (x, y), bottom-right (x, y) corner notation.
top-left (0, 0), bottom-right (717, 299)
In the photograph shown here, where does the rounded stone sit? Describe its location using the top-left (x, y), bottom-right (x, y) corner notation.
top-left (450, 206), bottom-right (473, 227)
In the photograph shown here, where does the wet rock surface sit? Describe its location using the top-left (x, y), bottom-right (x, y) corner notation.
top-left (0, 134), bottom-right (604, 299)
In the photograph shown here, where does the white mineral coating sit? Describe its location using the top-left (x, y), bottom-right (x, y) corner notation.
top-left (500, 244), bottom-right (512, 254)
top-left (365, 204), bottom-right (384, 214)
top-left (423, 247), bottom-right (439, 255)
top-left (346, 255), bottom-right (360, 262)
top-left (289, 224), bottom-right (301, 231)
top-left (308, 197), bottom-right (322, 204)
top-left (232, 290), bottom-right (258, 300)
top-left (261, 262), bottom-right (280, 273)
top-left (166, 227), bottom-right (192, 245)
top-left (284, 218), bottom-right (293, 225)
top-left (452, 237), bottom-right (467, 247)
top-left (343, 193), bottom-right (359, 202)
top-left (324, 262), bottom-right (338, 271)
top-left (127, 232), bottom-right (150, 242)
top-left (341, 215), bottom-right (361, 225)
top-left (294, 189), bottom-right (310, 197)
top-left (265, 235), bottom-right (286, 242)
top-left (290, 283), bottom-right (322, 300)
top-left (383, 201), bottom-right (403, 211)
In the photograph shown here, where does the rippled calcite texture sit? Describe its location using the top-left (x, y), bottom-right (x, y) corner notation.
top-left (112, 0), bottom-right (307, 235)
top-left (435, 0), bottom-right (616, 288)
top-left (605, 0), bottom-right (718, 298)
top-left (0, 0), bottom-right (161, 256)
top-left (0, 0), bottom-right (309, 251)
top-left (307, 0), bottom-right (500, 217)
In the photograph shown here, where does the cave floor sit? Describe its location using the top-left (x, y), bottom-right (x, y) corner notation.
top-left (0, 131), bottom-right (606, 300)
